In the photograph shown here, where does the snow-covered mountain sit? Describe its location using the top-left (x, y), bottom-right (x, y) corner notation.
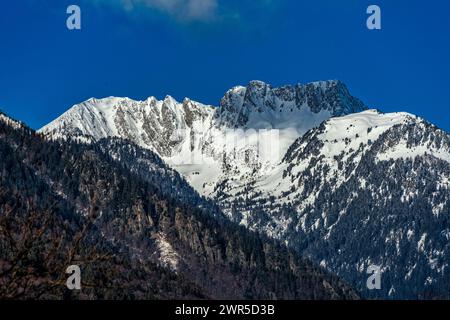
top-left (38, 80), bottom-right (450, 298)
top-left (223, 109), bottom-right (450, 298)
top-left (39, 80), bottom-right (366, 196)
top-left (215, 80), bottom-right (365, 129)
top-left (221, 110), bottom-right (450, 217)
top-left (38, 95), bottom-right (215, 156)
top-left (2, 110), bottom-right (358, 300)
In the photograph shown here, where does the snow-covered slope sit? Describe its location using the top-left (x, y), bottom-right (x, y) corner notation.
top-left (39, 80), bottom-right (367, 197)
top-left (224, 109), bottom-right (450, 299)
top-left (226, 110), bottom-right (450, 214)
top-left (0, 110), bottom-right (25, 130)
top-left (40, 96), bottom-right (215, 156)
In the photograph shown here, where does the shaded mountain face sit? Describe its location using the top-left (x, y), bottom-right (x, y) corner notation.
top-left (94, 138), bottom-right (217, 213)
top-left (36, 80), bottom-right (450, 299)
top-left (0, 114), bottom-right (204, 300)
top-left (0, 112), bottom-right (358, 300)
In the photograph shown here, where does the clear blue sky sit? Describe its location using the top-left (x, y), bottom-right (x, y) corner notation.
top-left (0, 0), bottom-right (449, 131)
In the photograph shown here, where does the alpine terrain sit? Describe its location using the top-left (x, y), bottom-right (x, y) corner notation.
top-left (0, 109), bottom-right (359, 299)
top-left (11, 79), bottom-right (450, 299)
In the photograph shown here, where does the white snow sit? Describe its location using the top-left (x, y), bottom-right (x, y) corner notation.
top-left (0, 113), bottom-right (24, 130)
top-left (231, 110), bottom-right (421, 215)
top-left (418, 233), bottom-right (427, 252)
top-left (152, 232), bottom-right (179, 271)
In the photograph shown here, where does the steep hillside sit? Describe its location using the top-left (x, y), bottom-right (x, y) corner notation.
top-left (225, 110), bottom-right (450, 298)
top-left (1, 111), bottom-right (358, 299)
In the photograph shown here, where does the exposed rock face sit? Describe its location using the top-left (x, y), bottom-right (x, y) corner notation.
top-left (216, 80), bottom-right (366, 129)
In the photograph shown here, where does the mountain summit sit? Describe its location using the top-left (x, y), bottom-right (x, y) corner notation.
top-left (216, 80), bottom-right (366, 129)
top-left (39, 80), bottom-right (367, 143)
top-left (39, 80), bottom-right (367, 194)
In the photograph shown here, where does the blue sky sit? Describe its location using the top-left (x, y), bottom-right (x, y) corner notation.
top-left (0, 0), bottom-right (449, 131)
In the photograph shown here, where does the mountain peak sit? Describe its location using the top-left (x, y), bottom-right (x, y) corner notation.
top-left (247, 80), bottom-right (270, 89)
top-left (38, 79), bottom-right (368, 161)
top-left (216, 80), bottom-right (367, 128)
top-left (164, 95), bottom-right (177, 102)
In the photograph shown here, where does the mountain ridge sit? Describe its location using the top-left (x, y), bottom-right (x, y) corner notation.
top-left (38, 80), bottom-right (368, 197)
